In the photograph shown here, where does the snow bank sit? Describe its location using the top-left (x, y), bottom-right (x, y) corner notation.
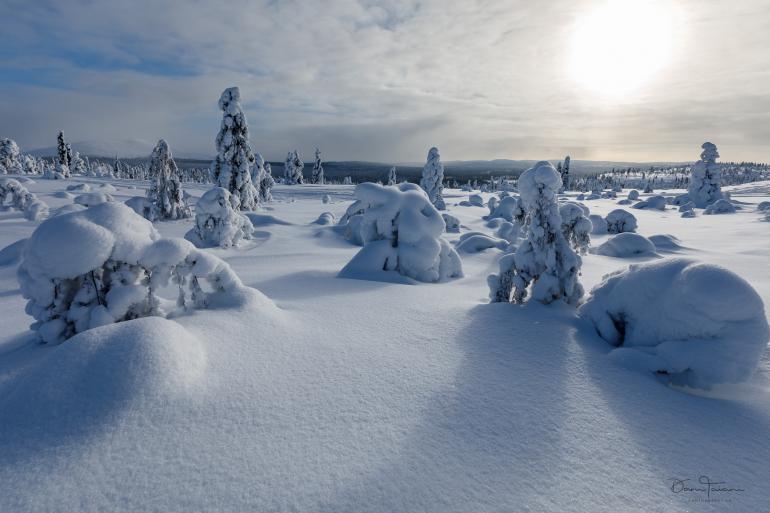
top-left (18, 202), bottom-right (259, 343)
top-left (186, 187), bottom-right (254, 249)
top-left (0, 178), bottom-right (49, 221)
top-left (595, 233), bottom-right (657, 258)
top-left (579, 259), bottom-right (769, 388)
top-left (339, 182), bottom-right (463, 283)
top-left (605, 209), bottom-right (637, 234)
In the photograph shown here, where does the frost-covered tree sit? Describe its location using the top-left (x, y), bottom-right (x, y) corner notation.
top-left (559, 202), bottom-right (591, 254)
top-left (0, 178), bottom-right (48, 220)
top-left (488, 161), bottom-right (583, 305)
top-left (260, 163), bottom-right (275, 202)
top-left (56, 131), bottom-right (72, 167)
top-left (146, 139), bottom-right (191, 221)
top-left (338, 182), bottom-right (463, 282)
top-left (560, 156), bottom-right (571, 191)
top-left (311, 148), bottom-right (324, 184)
top-left (70, 151), bottom-right (86, 175)
top-left (186, 187), bottom-right (254, 248)
top-left (211, 87), bottom-right (259, 210)
top-left (251, 152), bottom-right (265, 186)
top-left (0, 138), bottom-right (22, 174)
top-left (688, 142), bottom-right (722, 208)
top-left (420, 147), bottom-right (446, 210)
top-left (387, 166), bottom-right (397, 186)
top-left (284, 150), bottom-right (304, 184)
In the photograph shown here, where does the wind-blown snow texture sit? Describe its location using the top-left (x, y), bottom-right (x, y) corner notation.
top-left (1, 174), bottom-right (770, 513)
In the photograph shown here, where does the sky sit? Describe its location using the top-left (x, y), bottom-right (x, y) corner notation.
top-left (0, 0), bottom-right (768, 163)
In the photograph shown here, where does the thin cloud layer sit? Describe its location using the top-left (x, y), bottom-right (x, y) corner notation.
top-left (0, 0), bottom-right (768, 162)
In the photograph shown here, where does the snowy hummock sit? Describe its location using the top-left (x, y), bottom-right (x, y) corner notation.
top-left (605, 208), bottom-right (637, 233)
top-left (594, 232), bottom-right (658, 258)
top-left (339, 182), bottom-right (462, 283)
top-left (580, 258), bottom-right (769, 388)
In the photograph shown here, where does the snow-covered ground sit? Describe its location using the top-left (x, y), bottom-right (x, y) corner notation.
top-left (1, 176), bottom-right (769, 512)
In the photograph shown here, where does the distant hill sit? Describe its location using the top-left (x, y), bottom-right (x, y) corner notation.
top-left (28, 139), bottom-right (211, 160)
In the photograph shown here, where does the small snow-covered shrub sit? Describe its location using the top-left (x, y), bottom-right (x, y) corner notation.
top-left (579, 259), bottom-right (769, 388)
top-left (186, 187), bottom-right (254, 248)
top-left (633, 195), bottom-right (666, 211)
top-left (559, 203), bottom-right (591, 254)
top-left (18, 202), bottom-right (253, 344)
top-left (605, 209), bottom-right (637, 234)
top-left (595, 233), bottom-right (657, 258)
top-left (0, 178), bottom-right (49, 220)
top-left (704, 199), bottom-right (736, 215)
top-left (442, 213), bottom-right (460, 233)
top-left (455, 232), bottom-right (508, 253)
top-left (681, 210), bottom-right (696, 218)
top-left (420, 147), bottom-right (446, 210)
top-left (339, 182), bottom-right (463, 283)
top-left (468, 194), bottom-right (484, 207)
top-left (589, 214), bottom-right (607, 235)
top-left (485, 195), bottom-right (524, 223)
top-left (488, 161), bottom-right (582, 305)
top-left (688, 142), bottom-right (722, 208)
top-left (74, 192), bottom-right (114, 208)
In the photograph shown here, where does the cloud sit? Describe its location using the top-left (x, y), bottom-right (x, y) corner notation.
top-left (0, 0), bottom-right (768, 162)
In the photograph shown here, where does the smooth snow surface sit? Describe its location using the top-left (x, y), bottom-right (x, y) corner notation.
top-left (1, 176), bottom-right (770, 512)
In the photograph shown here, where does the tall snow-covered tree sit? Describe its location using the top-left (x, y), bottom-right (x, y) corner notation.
top-left (387, 166), bottom-right (397, 186)
top-left (0, 138), bottom-right (22, 174)
top-left (488, 161), bottom-right (583, 305)
top-left (251, 152), bottom-right (265, 185)
top-left (688, 142), bottom-right (722, 208)
top-left (311, 148), bottom-right (324, 184)
top-left (211, 87), bottom-right (259, 210)
top-left (420, 147), bottom-right (446, 210)
top-left (56, 131), bottom-right (72, 167)
top-left (260, 162), bottom-right (275, 202)
top-left (283, 150), bottom-right (304, 184)
top-left (146, 139), bottom-right (191, 221)
top-left (561, 155), bottom-right (571, 191)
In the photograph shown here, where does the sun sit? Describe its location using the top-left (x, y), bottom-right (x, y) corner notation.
top-left (569, 0), bottom-right (679, 100)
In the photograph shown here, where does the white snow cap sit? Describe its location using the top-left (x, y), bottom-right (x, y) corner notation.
top-left (580, 258), bottom-right (769, 388)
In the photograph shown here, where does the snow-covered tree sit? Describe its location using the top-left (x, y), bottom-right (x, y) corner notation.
top-left (688, 142), bottom-right (722, 208)
top-left (284, 150), bottom-right (304, 184)
top-left (18, 202), bottom-right (253, 344)
top-left (0, 178), bottom-right (48, 220)
top-left (605, 209), bottom-right (637, 234)
top-left (211, 87), bottom-right (259, 210)
top-left (338, 182), bottom-right (463, 282)
top-left (56, 131), bottom-right (72, 167)
top-left (559, 202), bottom-right (591, 254)
top-left (0, 138), bottom-right (22, 174)
top-left (70, 152), bottom-right (86, 175)
top-left (387, 166), bottom-right (397, 186)
top-left (311, 148), bottom-right (324, 184)
top-left (560, 155), bottom-right (571, 191)
top-left (186, 187), bottom-right (254, 248)
top-left (488, 161), bottom-right (583, 305)
top-left (420, 147), bottom-right (446, 210)
top-left (260, 163), bottom-right (275, 202)
top-left (146, 139), bottom-right (191, 221)
top-left (342, 176), bottom-right (353, 185)
top-left (251, 152), bottom-right (265, 186)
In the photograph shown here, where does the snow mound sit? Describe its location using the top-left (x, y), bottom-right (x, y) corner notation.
top-left (53, 191), bottom-right (73, 199)
top-left (455, 232), bottom-right (508, 253)
top-left (588, 214), bottom-right (607, 235)
top-left (632, 195), bottom-right (667, 210)
top-left (52, 203), bottom-right (87, 217)
top-left (187, 187), bottom-right (254, 249)
top-left (595, 233), bottom-right (657, 258)
top-left (125, 196), bottom-right (151, 218)
top-left (442, 212), bottom-right (460, 233)
top-left (485, 195), bottom-right (524, 223)
top-left (0, 317), bottom-right (205, 443)
top-left (98, 183), bottom-right (118, 194)
top-left (579, 259), bottom-right (769, 388)
top-left (339, 182), bottom-right (463, 283)
top-left (628, 189), bottom-right (640, 200)
top-left (244, 213), bottom-right (293, 226)
top-left (757, 201), bottom-right (770, 212)
top-left (648, 234), bottom-right (684, 252)
top-left (66, 183), bottom-right (90, 192)
top-left (0, 238), bottom-right (26, 266)
top-left (74, 192), bottom-right (114, 207)
top-left (605, 209), bottom-right (637, 234)
top-left (704, 199), bottom-right (736, 215)
top-left (311, 212), bottom-right (336, 225)
top-left (468, 194), bottom-right (484, 207)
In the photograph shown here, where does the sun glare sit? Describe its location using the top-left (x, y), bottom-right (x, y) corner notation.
top-left (569, 0), bottom-right (679, 100)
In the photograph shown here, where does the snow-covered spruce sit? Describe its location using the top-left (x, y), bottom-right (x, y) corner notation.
top-left (18, 202), bottom-right (255, 344)
top-left (211, 87), bottom-right (259, 210)
top-left (284, 150), bottom-right (304, 185)
top-left (70, 151), bottom-right (86, 175)
top-left (145, 139), bottom-right (191, 221)
top-left (560, 155), bottom-right (571, 191)
top-left (338, 182), bottom-right (463, 283)
top-left (186, 187), bottom-right (254, 249)
top-left (311, 148), bottom-right (324, 184)
top-left (57, 131), bottom-right (72, 168)
top-left (559, 202), bottom-right (591, 254)
top-left (260, 163), bottom-right (275, 202)
top-left (488, 161), bottom-right (583, 305)
top-left (0, 178), bottom-right (49, 220)
top-left (605, 209), bottom-right (637, 234)
top-left (688, 142), bottom-right (722, 208)
top-left (387, 166), bottom-right (397, 186)
top-left (420, 147), bottom-right (446, 210)
top-left (579, 258), bottom-right (769, 388)
top-left (0, 138), bottom-right (22, 174)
